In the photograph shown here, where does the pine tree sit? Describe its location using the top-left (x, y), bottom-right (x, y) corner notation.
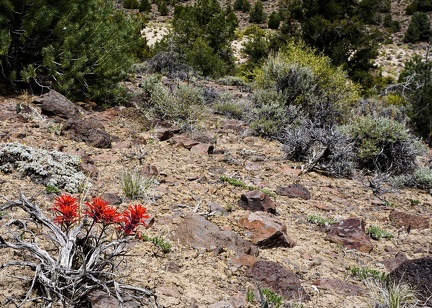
top-left (403, 12), bottom-right (431, 43)
top-left (124, 0), bottom-right (140, 9)
top-left (140, 0), bottom-right (152, 12)
top-left (0, 0), bottom-right (143, 103)
top-left (158, 0), bottom-right (169, 16)
top-left (249, 0), bottom-right (266, 23)
top-left (268, 11), bottom-right (281, 29)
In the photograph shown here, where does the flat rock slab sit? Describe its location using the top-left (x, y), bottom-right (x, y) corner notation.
top-left (389, 257), bottom-right (432, 302)
top-left (325, 218), bottom-right (373, 253)
top-left (247, 261), bottom-right (309, 301)
top-left (313, 279), bottom-right (365, 296)
top-left (172, 213), bottom-right (258, 256)
top-left (389, 210), bottom-right (430, 230)
top-left (276, 183), bottom-right (311, 200)
top-left (238, 211), bottom-right (296, 248)
top-left (238, 190), bottom-right (276, 214)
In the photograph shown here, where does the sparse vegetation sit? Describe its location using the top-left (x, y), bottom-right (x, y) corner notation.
top-left (220, 175), bottom-right (276, 197)
top-left (365, 278), bottom-right (419, 308)
top-left (307, 215), bottom-right (335, 227)
top-left (349, 266), bottom-right (386, 282)
top-left (121, 168), bottom-right (154, 200)
top-left (366, 225), bottom-right (393, 240)
top-left (142, 235), bottom-right (172, 253)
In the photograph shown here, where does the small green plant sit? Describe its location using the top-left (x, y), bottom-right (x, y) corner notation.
top-left (246, 288), bottom-right (255, 303)
top-left (142, 234), bottom-right (172, 253)
top-left (408, 198), bottom-right (420, 206)
top-left (290, 303), bottom-right (305, 308)
top-left (349, 266), bottom-right (386, 282)
top-left (307, 215), bottom-right (335, 227)
top-left (45, 184), bottom-right (60, 194)
top-left (121, 168), bottom-right (154, 200)
top-left (220, 176), bottom-right (276, 197)
top-left (366, 225), bottom-right (393, 240)
top-left (259, 287), bottom-right (282, 308)
top-left (365, 278), bottom-right (418, 308)
top-left (383, 199), bottom-right (397, 208)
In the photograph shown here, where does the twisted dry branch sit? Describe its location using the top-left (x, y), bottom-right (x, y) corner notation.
top-left (0, 193), bottom-right (159, 307)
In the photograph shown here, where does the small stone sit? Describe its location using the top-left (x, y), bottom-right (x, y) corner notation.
top-left (313, 279), bottom-right (365, 296)
top-left (238, 191), bottom-right (276, 214)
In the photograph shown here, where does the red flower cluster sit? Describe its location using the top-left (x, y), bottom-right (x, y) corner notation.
top-left (51, 194), bottom-right (79, 229)
top-left (121, 204), bottom-right (149, 235)
top-left (84, 197), bottom-right (121, 225)
top-left (51, 194), bottom-right (149, 236)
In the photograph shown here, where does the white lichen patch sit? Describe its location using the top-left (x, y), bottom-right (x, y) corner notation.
top-left (0, 142), bottom-right (89, 192)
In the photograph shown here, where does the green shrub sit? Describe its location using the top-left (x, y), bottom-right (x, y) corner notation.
top-left (307, 215), bottom-right (335, 227)
top-left (341, 116), bottom-right (425, 174)
top-left (140, 78), bottom-right (204, 123)
top-left (391, 166), bottom-right (432, 191)
top-left (349, 266), bottom-right (386, 282)
top-left (124, 0), bottom-right (140, 9)
top-left (212, 97), bottom-right (248, 119)
top-left (249, 89), bottom-right (287, 137)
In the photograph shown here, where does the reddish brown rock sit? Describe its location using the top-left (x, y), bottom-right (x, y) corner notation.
top-left (155, 129), bottom-right (174, 141)
top-left (379, 252), bottom-right (408, 272)
top-left (238, 191), bottom-right (276, 214)
top-left (100, 193), bottom-right (123, 206)
top-left (190, 143), bottom-right (214, 155)
top-left (87, 290), bottom-right (140, 308)
top-left (238, 212), bottom-right (296, 248)
top-left (312, 279), bottom-right (365, 296)
top-left (389, 257), bottom-right (432, 302)
top-left (172, 213), bottom-right (258, 256)
top-left (247, 261), bottom-right (309, 301)
top-left (276, 183), bottom-right (311, 200)
top-left (79, 161), bottom-right (99, 178)
top-left (172, 136), bottom-right (199, 150)
top-left (141, 164), bottom-right (159, 177)
top-left (389, 210), bottom-right (430, 230)
top-left (325, 218), bottom-right (373, 253)
top-left (280, 166), bottom-right (302, 176)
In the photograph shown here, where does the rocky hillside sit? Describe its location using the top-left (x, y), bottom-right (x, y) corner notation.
top-left (0, 86), bottom-right (431, 307)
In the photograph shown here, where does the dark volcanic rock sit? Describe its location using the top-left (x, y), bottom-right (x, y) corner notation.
top-left (238, 191), bottom-right (276, 214)
top-left (238, 211), bottom-right (296, 248)
top-left (389, 257), bottom-right (432, 303)
top-left (61, 118), bottom-right (112, 148)
top-left (247, 261), bottom-right (309, 301)
top-left (325, 218), bottom-right (373, 253)
top-left (33, 90), bottom-right (80, 120)
top-left (276, 183), bottom-right (311, 200)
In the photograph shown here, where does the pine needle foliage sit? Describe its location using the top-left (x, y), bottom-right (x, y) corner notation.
top-left (0, 0), bottom-right (145, 104)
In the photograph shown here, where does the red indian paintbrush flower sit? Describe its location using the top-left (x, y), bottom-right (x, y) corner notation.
top-left (121, 204), bottom-right (149, 235)
top-left (84, 197), bottom-right (121, 225)
top-left (51, 194), bottom-right (79, 228)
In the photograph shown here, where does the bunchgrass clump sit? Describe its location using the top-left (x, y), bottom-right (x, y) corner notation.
top-left (365, 278), bottom-right (418, 308)
top-left (306, 215), bottom-right (335, 227)
top-left (220, 175), bottom-right (276, 197)
top-left (121, 168), bottom-right (154, 200)
top-left (366, 225), bottom-right (393, 240)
